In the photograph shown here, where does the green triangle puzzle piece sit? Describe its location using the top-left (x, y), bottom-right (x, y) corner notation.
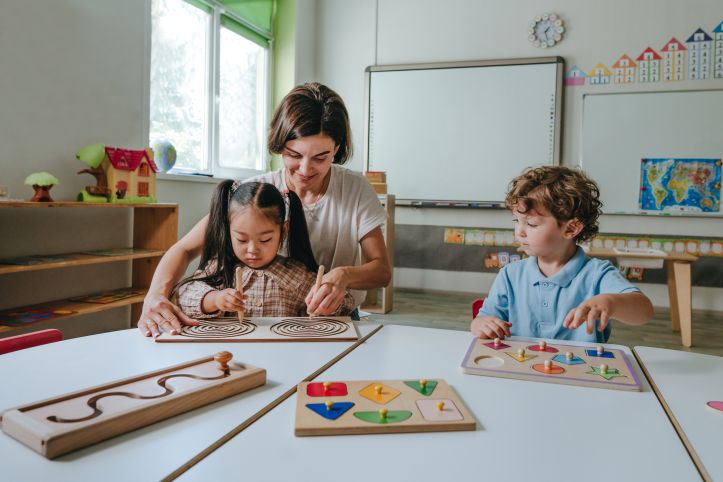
top-left (403, 380), bottom-right (438, 396)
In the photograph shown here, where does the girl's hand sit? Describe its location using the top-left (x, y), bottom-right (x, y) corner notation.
top-left (137, 293), bottom-right (198, 337)
top-left (470, 316), bottom-right (511, 339)
top-left (305, 267), bottom-right (348, 316)
top-left (207, 289), bottom-right (245, 313)
top-left (563, 294), bottom-right (612, 334)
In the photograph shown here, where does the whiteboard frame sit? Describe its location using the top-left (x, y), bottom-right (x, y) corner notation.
top-left (580, 89), bottom-right (723, 218)
top-left (363, 57), bottom-right (565, 207)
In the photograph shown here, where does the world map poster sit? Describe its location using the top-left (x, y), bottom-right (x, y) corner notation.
top-left (639, 158), bottom-right (722, 213)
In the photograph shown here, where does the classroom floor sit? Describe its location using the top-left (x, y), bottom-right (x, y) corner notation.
top-left (361, 288), bottom-right (723, 357)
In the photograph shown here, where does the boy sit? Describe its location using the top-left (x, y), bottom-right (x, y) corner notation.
top-left (470, 166), bottom-right (653, 342)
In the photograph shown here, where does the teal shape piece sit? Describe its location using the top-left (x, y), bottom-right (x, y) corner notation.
top-left (305, 402), bottom-right (354, 420)
top-left (553, 354), bottom-right (585, 365)
top-left (354, 410), bottom-right (413, 425)
top-left (587, 366), bottom-right (626, 381)
top-left (404, 380), bottom-right (438, 396)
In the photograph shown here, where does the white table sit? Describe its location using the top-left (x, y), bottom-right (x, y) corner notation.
top-left (180, 325), bottom-right (699, 481)
top-left (635, 346), bottom-right (723, 481)
top-left (0, 326), bottom-right (374, 482)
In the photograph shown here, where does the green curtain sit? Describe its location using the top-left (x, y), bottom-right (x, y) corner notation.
top-left (221, 14), bottom-right (270, 48)
top-left (185, 0), bottom-right (273, 46)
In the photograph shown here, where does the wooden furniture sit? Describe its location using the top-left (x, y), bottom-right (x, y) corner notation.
top-left (181, 325), bottom-right (700, 481)
top-left (0, 201), bottom-right (178, 333)
top-left (1, 352), bottom-right (266, 458)
top-left (0, 325), bottom-right (377, 480)
top-left (0, 329), bottom-right (63, 355)
top-left (362, 194), bottom-right (394, 314)
top-left (587, 247), bottom-right (698, 347)
top-left (634, 346), bottom-right (723, 481)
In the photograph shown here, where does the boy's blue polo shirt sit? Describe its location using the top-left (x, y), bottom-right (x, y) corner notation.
top-left (478, 247), bottom-right (640, 343)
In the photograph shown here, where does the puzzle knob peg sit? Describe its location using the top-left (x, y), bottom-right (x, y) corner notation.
top-left (544, 360), bottom-right (552, 371)
top-left (379, 408), bottom-right (388, 420)
top-left (214, 351), bottom-right (232, 371)
top-left (374, 385), bottom-right (383, 396)
top-left (539, 340), bottom-right (547, 350)
top-left (565, 351), bottom-right (573, 360)
top-left (325, 401), bottom-right (333, 411)
top-left (600, 363), bottom-right (608, 374)
top-left (437, 401), bottom-right (445, 411)
top-left (597, 346), bottom-right (604, 356)
top-left (419, 379), bottom-right (427, 390)
top-left (493, 337), bottom-right (501, 346)
top-left (517, 348), bottom-right (525, 358)
top-left (323, 381), bottom-right (331, 391)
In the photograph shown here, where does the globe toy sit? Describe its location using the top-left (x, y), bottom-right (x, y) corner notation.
top-left (151, 140), bottom-right (177, 173)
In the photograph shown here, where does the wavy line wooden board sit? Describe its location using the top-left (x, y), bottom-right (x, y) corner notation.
top-left (0, 352), bottom-right (265, 458)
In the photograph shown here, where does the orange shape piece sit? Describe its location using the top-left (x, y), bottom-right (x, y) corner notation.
top-left (532, 362), bottom-right (565, 375)
top-left (359, 382), bottom-right (401, 405)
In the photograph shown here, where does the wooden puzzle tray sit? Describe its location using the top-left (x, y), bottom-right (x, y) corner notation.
top-left (1, 352), bottom-right (266, 458)
top-left (295, 379), bottom-right (476, 436)
top-left (155, 316), bottom-right (359, 343)
top-left (461, 337), bottom-right (642, 391)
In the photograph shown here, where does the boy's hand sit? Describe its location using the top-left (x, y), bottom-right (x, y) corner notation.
top-left (563, 294), bottom-right (612, 334)
top-left (471, 316), bottom-right (511, 339)
top-left (207, 289), bottom-right (245, 313)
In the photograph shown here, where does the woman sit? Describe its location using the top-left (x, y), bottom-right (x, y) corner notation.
top-left (139, 83), bottom-right (391, 336)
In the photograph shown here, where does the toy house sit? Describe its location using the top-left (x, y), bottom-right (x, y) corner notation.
top-left (77, 144), bottom-right (158, 203)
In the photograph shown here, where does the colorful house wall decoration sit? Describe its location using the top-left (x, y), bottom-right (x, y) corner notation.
top-left (686, 28), bottom-right (712, 80)
top-left (637, 47), bottom-right (661, 82)
top-left (612, 54), bottom-right (637, 83)
top-left (564, 66), bottom-right (587, 86)
top-left (714, 21), bottom-right (723, 79)
top-left (588, 64), bottom-right (611, 85)
top-left (661, 37), bottom-right (687, 81)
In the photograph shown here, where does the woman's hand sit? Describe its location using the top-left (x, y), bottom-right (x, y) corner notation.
top-left (305, 267), bottom-right (349, 316)
top-left (137, 293), bottom-right (198, 337)
top-left (205, 289), bottom-right (245, 313)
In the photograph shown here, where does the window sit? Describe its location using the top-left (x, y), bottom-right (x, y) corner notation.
top-left (150, 0), bottom-right (271, 178)
top-left (139, 163), bottom-right (150, 177)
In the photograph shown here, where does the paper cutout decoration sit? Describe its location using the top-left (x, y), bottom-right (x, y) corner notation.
top-left (686, 28), bottom-right (713, 80)
top-left (588, 64), bottom-right (611, 84)
top-left (637, 47), bottom-right (662, 82)
top-left (612, 54), bottom-right (637, 83)
top-left (565, 66), bottom-right (587, 86)
top-left (661, 37), bottom-right (687, 81)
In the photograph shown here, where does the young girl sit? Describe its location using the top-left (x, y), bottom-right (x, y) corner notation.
top-left (174, 180), bottom-right (355, 319)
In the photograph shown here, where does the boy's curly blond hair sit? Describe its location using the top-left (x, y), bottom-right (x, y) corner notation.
top-left (505, 166), bottom-right (602, 243)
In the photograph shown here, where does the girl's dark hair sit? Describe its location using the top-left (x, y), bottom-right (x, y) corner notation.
top-left (267, 82), bottom-right (352, 164)
top-left (173, 181), bottom-right (318, 295)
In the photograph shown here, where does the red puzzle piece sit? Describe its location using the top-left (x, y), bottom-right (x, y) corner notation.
top-left (306, 382), bottom-right (348, 397)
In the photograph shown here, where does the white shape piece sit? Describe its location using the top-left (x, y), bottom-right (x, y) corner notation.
top-left (416, 399), bottom-right (463, 422)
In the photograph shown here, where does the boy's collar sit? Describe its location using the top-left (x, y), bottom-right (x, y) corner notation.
top-left (530, 246), bottom-right (588, 287)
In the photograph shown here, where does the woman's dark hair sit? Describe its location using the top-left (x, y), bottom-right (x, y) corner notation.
top-left (173, 181), bottom-right (318, 295)
top-left (267, 82), bottom-right (352, 164)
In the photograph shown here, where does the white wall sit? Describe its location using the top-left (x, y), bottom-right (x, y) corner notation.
top-left (301, 0), bottom-right (723, 311)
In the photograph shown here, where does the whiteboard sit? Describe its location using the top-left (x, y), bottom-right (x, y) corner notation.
top-left (581, 90), bottom-right (723, 216)
top-left (363, 58), bottom-right (563, 206)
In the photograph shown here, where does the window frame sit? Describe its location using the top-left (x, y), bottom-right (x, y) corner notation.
top-left (146, 0), bottom-right (272, 181)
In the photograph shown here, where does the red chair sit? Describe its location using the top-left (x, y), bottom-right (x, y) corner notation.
top-left (471, 298), bottom-right (485, 319)
top-left (0, 329), bottom-right (63, 355)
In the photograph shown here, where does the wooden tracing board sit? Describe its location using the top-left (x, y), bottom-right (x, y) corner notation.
top-left (461, 338), bottom-right (642, 391)
top-left (0, 352), bottom-right (265, 458)
top-left (155, 316), bottom-right (359, 343)
top-left (294, 379), bottom-right (476, 436)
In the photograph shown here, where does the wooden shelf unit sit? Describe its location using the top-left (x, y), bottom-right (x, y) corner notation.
top-left (362, 194), bottom-right (394, 314)
top-left (0, 202), bottom-right (178, 333)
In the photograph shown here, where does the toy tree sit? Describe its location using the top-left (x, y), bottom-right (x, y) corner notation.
top-left (24, 172), bottom-right (59, 202)
top-left (76, 143), bottom-right (109, 197)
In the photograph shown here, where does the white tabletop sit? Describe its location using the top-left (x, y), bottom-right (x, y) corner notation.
top-left (181, 325), bottom-right (699, 481)
top-left (635, 346), bottom-right (723, 481)
top-left (0, 325), bottom-right (375, 482)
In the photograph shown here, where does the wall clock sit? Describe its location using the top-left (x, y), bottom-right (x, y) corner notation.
top-left (529, 13), bottom-right (564, 48)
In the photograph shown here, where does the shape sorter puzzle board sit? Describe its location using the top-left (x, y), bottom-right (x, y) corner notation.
top-left (0, 352), bottom-right (265, 459)
top-left (294, 379), bottom-right (476, 436)
top-left (461, 338), bottom-right (642, 391)
top-left (155, 316), bottom-right (359, 343)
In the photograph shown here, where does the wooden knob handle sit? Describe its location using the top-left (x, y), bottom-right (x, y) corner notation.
top-left (214, 351), bottom-right (233, 371)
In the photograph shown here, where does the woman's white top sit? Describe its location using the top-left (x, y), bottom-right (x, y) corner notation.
top-left (249, 164), bottom-right (388, 306)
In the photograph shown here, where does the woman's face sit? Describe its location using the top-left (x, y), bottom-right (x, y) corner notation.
top-left (283, 134), bottom-right (339, 192)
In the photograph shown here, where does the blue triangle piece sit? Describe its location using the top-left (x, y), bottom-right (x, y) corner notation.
top-left (306, 402), bottom-right (354, 420)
